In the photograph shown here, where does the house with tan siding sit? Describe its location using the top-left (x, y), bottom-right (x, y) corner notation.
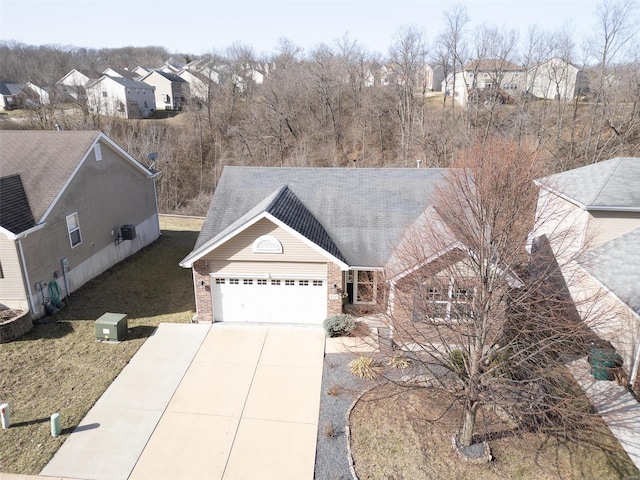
top-left (139, 70), bottom-right (187, 111)
top-left (180, 167), bottom-right (521, 332)
top-left (533, 157), bottom-right (640, 391)
top-left (0, 130), bottom-right (161, 319)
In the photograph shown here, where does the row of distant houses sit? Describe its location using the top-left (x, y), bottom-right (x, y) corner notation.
top-left (1, 56), bottom-right (585, 118)
top-left (0, 59), bottom-right (264, 119)
top-left (436, 57), bottom-right (587, 106)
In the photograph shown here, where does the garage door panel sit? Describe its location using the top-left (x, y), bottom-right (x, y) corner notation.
top-left (211, 277), bottom-right (326, 324)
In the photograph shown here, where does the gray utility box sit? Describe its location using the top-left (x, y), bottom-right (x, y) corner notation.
top-left (95, 313), bottom-right (128, 342)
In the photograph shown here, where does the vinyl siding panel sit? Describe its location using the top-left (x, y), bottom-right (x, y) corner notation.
top-left (0, 235), bottom-right (28, 309)
top-left (569, 265), bottom-right (640, 383)
top-left (19, 139), bottom-right (159, 314)
top-left (203, 218), bottom-right (329, 263)
top-left (587, 211), bottom-right (640, 249)
top-left (207, 260), bottom-right (327, 277)
top-left (533, 189), bottom-right (589, 259)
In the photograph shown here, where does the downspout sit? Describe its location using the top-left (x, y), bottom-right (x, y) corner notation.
top-left (387, 279), bottom-right (396, 343)
top-left (151, 172), bottom-right (161, 237)
top-left (17, 238), bottom-right (37, 314)
top-left (630, 332), bottom-right (640, 388)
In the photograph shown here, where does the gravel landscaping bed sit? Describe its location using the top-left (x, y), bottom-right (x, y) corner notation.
top-left (314, 352), bottom-right (371, 480)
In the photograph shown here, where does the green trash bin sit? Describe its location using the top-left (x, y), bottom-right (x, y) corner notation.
top-left (588, 348), bottom-right (622, 381)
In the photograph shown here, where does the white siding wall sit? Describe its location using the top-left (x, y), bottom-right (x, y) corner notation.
top-left (532, 188), bottom-right (589, 261)
top-left (569, 266), bottom-right (640, 384)
top-left (528, 59), bottom-right (579, 100)
top-left (87, 79), bottom-right (128, 118)
top-left (0, 235), bottom-right (28, 310)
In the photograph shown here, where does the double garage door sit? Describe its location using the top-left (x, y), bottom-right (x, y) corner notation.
top-left (212, 277), bottom-right (327, 324)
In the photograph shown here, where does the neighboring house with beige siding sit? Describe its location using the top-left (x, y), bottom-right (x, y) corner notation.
top-left (138, 70), bottom-right (187, 111)
top-left (180, 167), bottom-right (521, 328)
top-left (533, 157), bottom-right (640, 391)
top-left (0, 130), bottom-right (161, 319)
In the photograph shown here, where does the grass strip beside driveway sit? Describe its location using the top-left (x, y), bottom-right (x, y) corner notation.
top-left (0, 215), bottom-right (202, 475)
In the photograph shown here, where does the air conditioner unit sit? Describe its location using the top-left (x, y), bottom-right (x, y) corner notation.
top-left (121, 224), bottom-right (136, 240)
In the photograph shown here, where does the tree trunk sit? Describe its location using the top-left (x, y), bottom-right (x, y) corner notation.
top-left (460, 400), bottom-right (478, 447)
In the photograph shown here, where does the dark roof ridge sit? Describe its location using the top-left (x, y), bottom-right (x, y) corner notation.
top-left (265, 184), bottom-right (346, 263)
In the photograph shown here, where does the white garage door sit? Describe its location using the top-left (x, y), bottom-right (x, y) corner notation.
top-left (211, 277), bottom-right (327, 324)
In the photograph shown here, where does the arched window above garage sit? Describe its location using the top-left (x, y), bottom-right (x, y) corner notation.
top-left (252, 235), bottom-right (283, 254)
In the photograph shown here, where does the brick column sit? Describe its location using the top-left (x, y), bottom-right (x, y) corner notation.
top-left (327, 263), bottom-right (343, 317)
top-left (193, 260), bottom-right (213, 323)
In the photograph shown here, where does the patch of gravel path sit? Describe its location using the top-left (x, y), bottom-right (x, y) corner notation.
top-left (314, 352), bottom-right (371, 480)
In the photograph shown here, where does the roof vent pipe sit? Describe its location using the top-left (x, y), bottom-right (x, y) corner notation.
top-left (416, 159), bottom-right (422, 168)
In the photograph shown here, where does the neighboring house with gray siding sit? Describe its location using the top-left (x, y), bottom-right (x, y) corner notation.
top-left (0, 130), bottom-right (161, 317)
top-left (533, 157), bottom-right (640, 391)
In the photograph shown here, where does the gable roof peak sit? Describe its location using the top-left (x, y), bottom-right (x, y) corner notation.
top-left (537, 157), bottom-right (640, 210)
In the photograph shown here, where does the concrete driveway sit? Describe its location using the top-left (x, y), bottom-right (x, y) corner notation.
top-left (40, 323), bottom-right (325, 480)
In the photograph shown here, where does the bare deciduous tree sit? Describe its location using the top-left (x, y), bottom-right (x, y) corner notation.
top-left (383, 137), bottom-right (612, 450)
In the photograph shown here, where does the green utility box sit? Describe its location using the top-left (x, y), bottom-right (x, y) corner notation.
top-left (95, 313), bottom-right (128, 342)
top-left (588, 348), bottom-right (622, 381)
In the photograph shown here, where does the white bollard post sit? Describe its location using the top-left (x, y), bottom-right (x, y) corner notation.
top-left (51, 412), bottom-right (61, 437)
top-left (0, 403), bottom-right (9, 429)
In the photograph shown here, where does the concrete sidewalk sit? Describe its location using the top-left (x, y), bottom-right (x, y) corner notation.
top-left (38, 322), bottom-right (325, 480)
top-left (566, 356), bottom-right (640, 471)
top-left (40, 323), bottom-right (211, 480)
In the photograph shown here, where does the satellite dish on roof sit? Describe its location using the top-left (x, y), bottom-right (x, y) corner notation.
top-left (147, 152), bottom-right (158, 171)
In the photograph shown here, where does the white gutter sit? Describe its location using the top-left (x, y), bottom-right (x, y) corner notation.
top-left (584, 206), bottom-right (640, 212)
top-left (631, 337), bottom-right (640, 388)
top-left (1, 223), bottom-right (46, 241)
top-left (17, 238), bottom-right (37, 314)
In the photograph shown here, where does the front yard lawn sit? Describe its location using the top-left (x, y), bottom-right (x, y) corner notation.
top-left (350, 381), bottom-right (639, 479)
top-left (0, 215), bottom-right (202, 474)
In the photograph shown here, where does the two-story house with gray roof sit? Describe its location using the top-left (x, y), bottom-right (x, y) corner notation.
top-left (86, 75), bottom-right (156, 119)
top-left (138, 70), bottom-right (187, 111)
top-left (533, 157), bottom-right (640, 392)
top-left (0, 130), bottom-right (161, 320)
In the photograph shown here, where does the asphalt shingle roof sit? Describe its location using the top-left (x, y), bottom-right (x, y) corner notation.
top-left (0, 130), bottom-right (100, 232)
top-left (0, 81), bottom-right (25, 96)
top-left (537, 157), bottom-right (640, 209)
top-left (0, 174), bottom-right (35, 233)
top-left (581, 227), bottom-right (640, 316)
top-left (192, 167), bottom-right (448, 267)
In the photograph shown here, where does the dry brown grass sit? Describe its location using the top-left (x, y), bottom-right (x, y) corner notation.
top-left (350, 383), bottom-right (639, 480)
top-left (0, 215), bottom-right (202, 474)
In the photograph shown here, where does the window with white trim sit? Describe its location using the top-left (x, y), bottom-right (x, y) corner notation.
top-left (257, 279), bottom-right (267, 285)
top-left (413, 277), bottom-right (475, 322)
top-left (229, 278), bottom-right (239, 285)
top-left (252, 235), bottom-right (283, 254)
top-left (271, 279), bottom-right (281, 286)
top-left (354, 269), bottom-right (377, 304)
top-left (66, 213), bottom-right (82, 248)
top-left (243, 279), bottom-right (253, 285)
top-left (285, 280), bottom-right (295, 286)
top-left (313, 280), bottom-right (323, 286)
top-left (215, 278), bottom-right (225, 284)
top-left (299, 280), bottom-right (309, 286)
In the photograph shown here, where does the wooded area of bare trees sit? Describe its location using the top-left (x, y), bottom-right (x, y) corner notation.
top-left (1, 0), bottom-right (638, 214)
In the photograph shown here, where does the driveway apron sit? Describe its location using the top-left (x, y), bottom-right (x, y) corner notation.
top-left (41, 323), bottom-right (325, 480)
